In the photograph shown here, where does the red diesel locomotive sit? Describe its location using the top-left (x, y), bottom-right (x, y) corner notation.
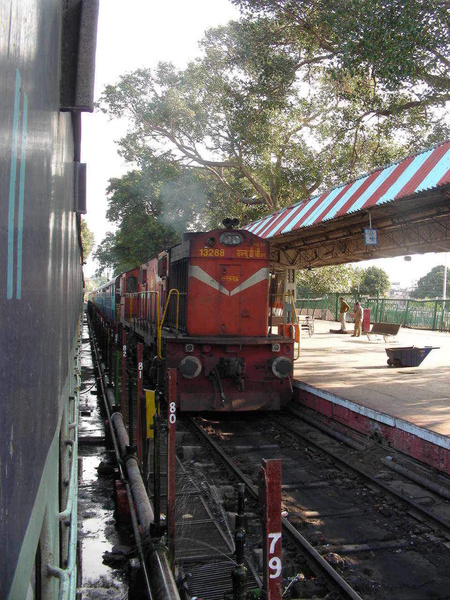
top-left (90, 221), bottom-right (295, 411)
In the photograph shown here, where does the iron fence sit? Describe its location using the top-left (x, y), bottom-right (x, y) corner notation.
top-left (296, 293), bottom-right (449, 332)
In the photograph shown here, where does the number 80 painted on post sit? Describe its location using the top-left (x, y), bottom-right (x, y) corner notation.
top-left (169, 401), bottom-right (176, 424)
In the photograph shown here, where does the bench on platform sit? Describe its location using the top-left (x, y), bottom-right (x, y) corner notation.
top-left (366, 322), bottom-right (401, 343)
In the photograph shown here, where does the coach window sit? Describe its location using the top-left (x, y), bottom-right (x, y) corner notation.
top-left (127, 276), bottom-right (138, 293)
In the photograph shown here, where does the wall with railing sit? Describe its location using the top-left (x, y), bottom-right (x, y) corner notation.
top-left (296, 293), bottom-right (449, 332)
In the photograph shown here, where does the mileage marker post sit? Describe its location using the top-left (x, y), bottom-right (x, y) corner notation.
top-left (260, 459), bottom-right (282, 600)
top-left (137, 343), bottom-right (144, 468)
top-left (167, 368), bottom-right (177, 566)
top-left (121, 330), bottom-right (127, 425)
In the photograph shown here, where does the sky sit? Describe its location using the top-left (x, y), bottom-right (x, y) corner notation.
top-left (82, 0), bottom-right (448, 288)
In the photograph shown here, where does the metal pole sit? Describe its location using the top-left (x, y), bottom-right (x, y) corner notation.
top-left (232, 483), bottom-right (247, 600)
top-left (122, 330), bottom-right (127, 425)
top-left (137, 343), bottom-right (144, 468)
top-left (108, 327), bottom-right (113, 386)
top-left (114, 324), bottom-right (119, 405)
top-left (443, 253), bottom-right (448, 329)
top-left (153, 410), bottom-right (161, 535)
top-left (260, 459), bottom-right (282, 600)
top-left (167, 369), bottom-right (177, 566)
top-left (128, 367), bottom-right (134, 445)
top-left (432, 299), bottom-right (438, 331)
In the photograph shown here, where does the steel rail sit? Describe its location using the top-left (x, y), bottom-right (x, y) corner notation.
top-left (277, 409), bottom-right (450, 536)
top-left (189, 417), bottom-right (364, 600)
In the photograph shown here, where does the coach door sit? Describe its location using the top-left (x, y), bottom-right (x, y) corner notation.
top-left (218, 264), bottom-right (241, 334)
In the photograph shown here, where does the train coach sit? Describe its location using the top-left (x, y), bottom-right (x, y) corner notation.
top-left (90, 220), bottom-right (297, 411)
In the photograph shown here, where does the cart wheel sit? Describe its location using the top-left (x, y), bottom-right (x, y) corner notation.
top-left (387, 358), bottom-right (393, 367)
top-left (393, 358), bottom-right (402, 368)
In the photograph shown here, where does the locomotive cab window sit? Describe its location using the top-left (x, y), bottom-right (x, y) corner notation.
top-left (139, 269), bottom-right (147, 284)
top-left (126, 275), bottom-right (138, 293)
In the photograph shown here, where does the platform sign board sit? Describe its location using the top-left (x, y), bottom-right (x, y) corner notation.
top-left (260, 459), bottom-right (282, 600)
top-left (364, 228), bottom-right (378, 245)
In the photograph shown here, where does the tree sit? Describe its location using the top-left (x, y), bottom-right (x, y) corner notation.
top-left (93, 167), bottom-right (184, 275)
top-left (297, 264), bottom-right (359, 296)
top-left (233, 1), bottom-right (450, 115)
top-left (80, 218), bottom-right (94, 261)
top-left (358, 266), bottom-right (390, 296)
top-left (98, 14), bottom-right (443, 218)
top-left (93, 162), bottom-right (235, 275)
top-left (411, 265), bottom-right (450, 299)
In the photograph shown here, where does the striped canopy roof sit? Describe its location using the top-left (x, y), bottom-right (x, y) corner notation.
top-left (244, 140), bottom-right (450, 239)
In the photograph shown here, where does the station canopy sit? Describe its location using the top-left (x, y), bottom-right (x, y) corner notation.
top-left (244, 141), bottom-right (450, 269)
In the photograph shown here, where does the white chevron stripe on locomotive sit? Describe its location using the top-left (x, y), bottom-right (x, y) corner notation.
top-left (188, 266), bottom-right (269, 296)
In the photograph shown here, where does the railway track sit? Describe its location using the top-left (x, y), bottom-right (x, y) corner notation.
top-left (178, 408), bottom-right (450, 599)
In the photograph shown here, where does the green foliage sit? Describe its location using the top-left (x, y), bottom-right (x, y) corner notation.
top-left (297, 264), bottom-right (359, 296)
top-left (80, 218), bottom-right (95, 261)
top-left (357, 266), bottom-right (390, 295)
top-left (98, 10), bottom-right (446, 219)
top-left (84, 276), bottom-right (107, 294)
top-left (297, 263), bottom-right (390, 296)
top-left (233, 1), bottom-right (450, 100)
top-left (97, 6), bottom-right (450, 265)
top-left (411, 265), bottom-right (450, 299)
top-left (93, 165), bottom-right (200, 275)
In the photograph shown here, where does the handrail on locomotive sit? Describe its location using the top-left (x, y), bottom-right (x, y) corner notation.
top-left (158, 289), bottom-right (180, 359)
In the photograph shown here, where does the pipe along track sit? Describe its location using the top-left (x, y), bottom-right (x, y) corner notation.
top-left (88, 314), bottom-right (180, 600)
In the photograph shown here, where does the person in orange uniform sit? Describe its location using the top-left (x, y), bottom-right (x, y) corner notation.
top-left (352, 301), bottom-right (363, 337)
top-left (339, 297), bottom-right (350, 331)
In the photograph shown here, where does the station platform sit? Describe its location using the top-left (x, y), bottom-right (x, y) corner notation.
top-left (292, 320), bottom-right (450, 475)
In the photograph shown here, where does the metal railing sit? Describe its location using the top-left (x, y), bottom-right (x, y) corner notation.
top-left (296, 293), bottom-right (450, 331)
top-left (47, 322), bottom-right (82, 599)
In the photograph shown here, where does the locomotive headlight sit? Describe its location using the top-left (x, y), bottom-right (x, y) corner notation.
top-left (220, 232), bottom-right (243, 246)
top-left (271, 343), bottom-right (281, 352)
top-left (179, 356), bottom-right (202, 379)
top-left (271, 356), bottom-right (293, 379)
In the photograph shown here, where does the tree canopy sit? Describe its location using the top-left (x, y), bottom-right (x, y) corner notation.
top-left (233, 0), bottom-right (450, 106)
top-left (80, 218), bottom-right (95, 261)
top-left (297, 263), bottom-right (390, 296)
top-left (411, 265), bottom-right (450, 298)
top-left (96, 3), bottom-right (450, 273)
top-left (297, 264), bottom-right (359, 296)
top-left (356, 266), bottom-right (391, 296)
top-left (98, 7), bottom-right (450, 220)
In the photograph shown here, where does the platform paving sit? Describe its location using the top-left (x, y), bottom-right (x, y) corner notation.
top-left (291, 319), bottom-right (450, 473)
top-left (293, 319), bottom-right (450, 435)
